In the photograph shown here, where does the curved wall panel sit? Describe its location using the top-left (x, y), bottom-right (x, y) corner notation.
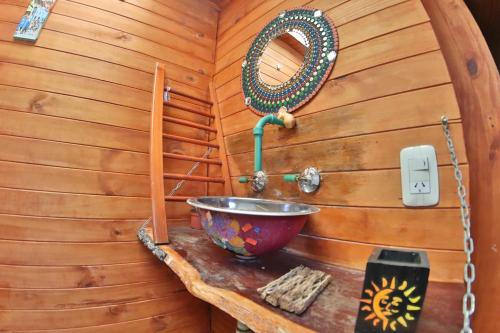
top-left (212, 0), bottom-right (468, 283)
top-left (0, 0), bottom-right (218, 330)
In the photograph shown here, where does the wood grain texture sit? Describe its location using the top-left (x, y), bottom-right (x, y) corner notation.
top-left (214, 0), bottom-right (468, 286)
top-left (0, 0), bottom-right (215, 330)
top-left (422, 0), bottom-right (500, 329)
top-left (140, 226), bottom-right (464, 332)
top-left (150, 63), bottom-right (169, 244)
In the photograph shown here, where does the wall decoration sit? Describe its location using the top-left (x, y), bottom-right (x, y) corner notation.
top-left (241, 8), bottom-right (339, 115)
top-left (355, 248), bottom-right (429, 333)
top-left (13, 0), bottom-right (57, 42)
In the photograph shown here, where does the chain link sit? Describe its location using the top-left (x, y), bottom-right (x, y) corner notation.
top-left (441, 116), bottom-right (475, 333)
top-left (167, 147), bottom-right (213, 196)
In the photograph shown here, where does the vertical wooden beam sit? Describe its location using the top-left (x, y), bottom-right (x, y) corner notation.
top-left (150, 62), bottom-right (169, 244)
top-left (209, 82), bottom-right (233, 196)
top-left (422, 1), bottom-right (500, 331)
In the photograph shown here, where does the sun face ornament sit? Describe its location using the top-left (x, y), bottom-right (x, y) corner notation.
top-left (360, 277), bottom-right (423, 331)
top-left (355, 248), bottom-right (429, 333)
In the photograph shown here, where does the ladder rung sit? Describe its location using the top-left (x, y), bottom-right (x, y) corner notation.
top-left (163, 152), bottom-right (222, 165)
top-left (163, 134), bottom-right (219, 148)
top-left (163, 116), bottom-right (217, 133)
top-left (165, 101), bottom-right (215, 119)
top-left (164, 173), bottom-right (225, 183)
top-left (165, 196), bottom-right (191, 202)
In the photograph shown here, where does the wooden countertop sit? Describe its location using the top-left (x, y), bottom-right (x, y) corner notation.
top-left (139, 225), bottom-right (463, 333)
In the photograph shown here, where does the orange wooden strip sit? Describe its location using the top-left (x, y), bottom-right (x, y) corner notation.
top-left (150, 63), bottom-right (169, 244)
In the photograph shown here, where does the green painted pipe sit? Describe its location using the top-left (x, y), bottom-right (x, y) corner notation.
top-left (283, 174), bottom-right (299, 182)
top-left (239, 176), bottom-right (249, 183)
top-left (253, 114), bottom-right (285, 173)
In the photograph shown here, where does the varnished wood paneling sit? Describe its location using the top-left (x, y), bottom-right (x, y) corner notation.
top-left (0, 262), bottom-right (172, 289)
top-left (0, 280), bottom-right (184, 310)
top-left (24, 308), bottom-right (211, 333)
top-left (0, 0), bottom-right (215, 329)
top-left (214, 0), bottom-right (468, 284)
top-left (286, 235), bottom-right (465, 282)
top-left (0, 85), bottom-right (150, 131)
top-left (0, 214), bottom-right (143, 242)
top-left (0, 294), bottom-right (204, 330)
top-left (0, 135), bottom-right (149, 174)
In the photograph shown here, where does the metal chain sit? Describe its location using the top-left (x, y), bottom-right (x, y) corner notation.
top-left (167, 147), bottom-right (213, 196)
top-left (441, 116), bottom-right (475, 333)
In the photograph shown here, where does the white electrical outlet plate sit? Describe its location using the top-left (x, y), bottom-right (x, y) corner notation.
top-left (400, 145), bottom-right (439, 207)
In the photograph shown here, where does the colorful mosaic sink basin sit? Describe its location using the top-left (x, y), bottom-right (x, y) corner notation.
top-left (186, 197), bottom-right (320, 259)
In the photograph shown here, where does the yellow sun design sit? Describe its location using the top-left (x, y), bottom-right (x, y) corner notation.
top-left (360, 277), bottom-right (422, 331)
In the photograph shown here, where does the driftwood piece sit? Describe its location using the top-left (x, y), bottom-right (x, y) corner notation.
top-left (257, 265), bottom-right (332, 315)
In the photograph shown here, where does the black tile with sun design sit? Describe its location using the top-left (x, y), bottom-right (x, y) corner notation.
top-left (355, 248), bottom-right (430, 333)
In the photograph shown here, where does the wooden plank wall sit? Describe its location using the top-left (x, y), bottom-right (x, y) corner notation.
top-left (212, 0), bottom-right (469, 283)
top-left (0, 0), bottom-right (218, 330)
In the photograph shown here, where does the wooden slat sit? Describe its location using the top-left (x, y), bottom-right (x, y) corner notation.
top-left (226, 123), bottom-right (467, 175)
top-left (164, 173), bottom-right (225, 183)
top-left (0, 84), bottom-right (150, 131)
top-left (0, 160), bottom-right (149, 197)
top-left (164, 115), bottom-right (217, 133)
top-left (0, 134), bottom-right (149, 175)
top-left (286, 235), bottom-right (465, 282)
top-left (0, 262), bottom-right (172, 289)
top-left (163, 152), bottom-right (222, 165)
top-left (0, 280), bottom-right (184, 309)
top-left (231, 166), bottom-right (468, 208)
top-left (0, 20), bottom-right (209, 92)
top-left (0, 40), bottom-right (153, 92)
top-left (163, 133), bottom-right (219, 148)
top-left (302, 206), bottom-right (463, 250)
top-left (0, 214), bottom-right (143, 242)
top-left (25, 308), bottom-right (210, 333)
top-left (0, 240), bottom-right (157, 266)
top-left (66, 0), bottom-right (216, 46)
top-left (0, 293), bottom-right (202, 330)
top-left (0, 187), bottom-right (150, 219)
top-left (0, 62), bottom-right (150, 111)
top-left (150, 63), bottom-right (168, 244)
top-left (25, 310), bottom-right (210, 333)
top-left (0, 108), bottom-right (149, 153)
top-left (222, 84), bottom-right (459, 137)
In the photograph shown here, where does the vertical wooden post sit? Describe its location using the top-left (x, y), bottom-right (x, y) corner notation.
top-left (209, 82), bottom-right (233, 196)
top-left (150, 63), bottom-right (169, 244)
top-left (422, 1), bottom-right (500, 331)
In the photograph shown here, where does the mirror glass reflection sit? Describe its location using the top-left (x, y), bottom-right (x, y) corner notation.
top-left (258, 31), bottom-right (307, 86)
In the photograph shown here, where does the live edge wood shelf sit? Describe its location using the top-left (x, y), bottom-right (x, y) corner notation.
top-left (138, 225), bottom-right (462, 333)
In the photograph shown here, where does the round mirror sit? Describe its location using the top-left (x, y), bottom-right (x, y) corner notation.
top-left (258, 32), bottom-right (307, 86)
top-left (242, 9), bottom-right (339, 115)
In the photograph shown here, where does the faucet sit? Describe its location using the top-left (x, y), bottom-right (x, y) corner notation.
top-left (239, 107), bottom-right (295, 192)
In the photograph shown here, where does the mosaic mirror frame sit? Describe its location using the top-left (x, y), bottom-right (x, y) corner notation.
top-left (241, 8), bottom-right (339, 115)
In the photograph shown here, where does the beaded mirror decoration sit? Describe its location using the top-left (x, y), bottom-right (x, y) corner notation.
top-left (241, 8), bottom-right (339, 115)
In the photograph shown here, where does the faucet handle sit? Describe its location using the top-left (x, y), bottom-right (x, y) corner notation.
top-left (277, 107), bottom-right (296, 129)
top-left (283, 168), bottom-right (321, 193)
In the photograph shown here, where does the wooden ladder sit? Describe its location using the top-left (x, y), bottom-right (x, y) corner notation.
top-left (150, 63), bottom-right (232, 244)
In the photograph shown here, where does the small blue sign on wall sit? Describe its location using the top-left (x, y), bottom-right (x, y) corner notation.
top-left (13, 0), bottom-right (57, 42)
